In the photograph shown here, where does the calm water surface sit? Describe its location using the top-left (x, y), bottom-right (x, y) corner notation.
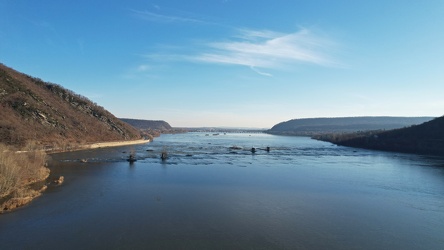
top-left (1, 133), bottom-right (444, 249)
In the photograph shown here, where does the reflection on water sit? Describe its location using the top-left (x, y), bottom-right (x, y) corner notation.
top-left (1, 133), bottom-right (444, 249)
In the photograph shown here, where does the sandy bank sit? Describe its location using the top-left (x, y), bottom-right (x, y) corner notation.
top-left (44, 139), bottom-right (151, 154)
top-left (86, 139), bottom-right (150, 149)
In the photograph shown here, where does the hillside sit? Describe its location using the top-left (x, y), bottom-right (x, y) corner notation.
top-left (120, 118), bottom-right (172, 130)
top-left (267, 116), bottom-right (434, 136)
top-left (315, 116), bottom-right (444, 156)
top-left (121, 118), bottom-right (187, 138)
top-left (0, 63), bottom-right (141, 149)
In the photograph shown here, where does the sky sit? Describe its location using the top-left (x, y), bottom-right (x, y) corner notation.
top-left (1, 0), bottom-right (443, 128)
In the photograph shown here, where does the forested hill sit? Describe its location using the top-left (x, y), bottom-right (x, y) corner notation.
top-left (315, 116), bottom-right (444, 156)
top-left (267, 116), bottom-right (434, 135)
top-left (0, 63), bottom-right (141, 148)
top-left (120, 119), bottom-right (172, 130)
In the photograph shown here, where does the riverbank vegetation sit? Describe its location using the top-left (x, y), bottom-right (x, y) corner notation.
top-left (0, 142), bottom-right (49, 213)
top-left (314, 116), bottom-right (444, 156)
top-left (267, 117), bottom-right (434, 136)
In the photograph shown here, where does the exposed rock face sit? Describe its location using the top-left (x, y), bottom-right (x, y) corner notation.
top-left (0, 63), bottom-right (141, 148)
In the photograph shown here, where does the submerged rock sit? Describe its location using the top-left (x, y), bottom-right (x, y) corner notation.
top-left (161, 152), bottom-right (168, 160)
top-left (53, 176), bottom-right (64, 185)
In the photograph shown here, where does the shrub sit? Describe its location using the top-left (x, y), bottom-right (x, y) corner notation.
top-left (0, 145), bottom-right (20, 197)
top-left (0, 142), bottom-right (48, 198)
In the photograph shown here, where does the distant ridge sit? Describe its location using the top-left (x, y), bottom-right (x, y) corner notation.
top-left (0, 63), bottom-right (141, 148)
top-left (267, 116), bottom-right (435, 136)
top-left (120, 118), bottom-right (172, 130)
top-left (315, 116), bottom-right (444, 156)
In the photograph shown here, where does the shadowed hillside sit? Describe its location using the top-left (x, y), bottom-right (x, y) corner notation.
top-left (267, 117), bottom-right (434, 136)
top-left (120, 118), bottom-right (172, 130)
top-left (121, 118), bottom-right (186, 138)
top-left (0, 63), bottom-right (141, 149)
top-left (315, 116), bottom-right (444, 156)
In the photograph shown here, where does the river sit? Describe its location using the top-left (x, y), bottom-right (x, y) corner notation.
top-left (1, 133), bottom-right (444, 249)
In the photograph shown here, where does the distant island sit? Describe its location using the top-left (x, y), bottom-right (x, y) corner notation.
top-left (266, 116), bottom-right (434, 136)
top-left (185, 127), bottom-right (266, 133)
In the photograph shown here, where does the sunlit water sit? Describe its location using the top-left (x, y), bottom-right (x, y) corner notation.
top-left (1, 133), bottom-right (444, 249)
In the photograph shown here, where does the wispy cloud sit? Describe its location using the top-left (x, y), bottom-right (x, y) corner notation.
top-left (131, 9), bottom-right (204, 24)
top-left (195, 28), bottom-right (337, 71)
top-left (250, 66), bottom-right (273, 77)
top-left (121, 64), bottom-right (158, 80)
top-left (141, 28), bottom-right (340, 76)
top-left (136, 64), bottom-right (151, 72)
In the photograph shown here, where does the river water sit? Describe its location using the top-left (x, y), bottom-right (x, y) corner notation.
top-left (1, 133), bottom-right (444, 249)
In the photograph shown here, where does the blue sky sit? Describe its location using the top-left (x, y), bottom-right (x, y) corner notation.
top-left (1, 0), bottom-right (443, 128)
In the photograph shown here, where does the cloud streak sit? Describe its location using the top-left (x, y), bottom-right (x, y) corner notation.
top-left (141, 28), bottom-right (339, 76)
top-left (137, 64), bottom-right (151, 72)
top-left (250, 66), bottom-right (273, 77)
top-left (131, 9), bottom-right (204, 24)
top-left (194, 28), bottom-right (336, 72)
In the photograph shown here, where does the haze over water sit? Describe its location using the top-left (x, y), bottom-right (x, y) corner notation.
top-left (1, 133), bottom-right (444, 249)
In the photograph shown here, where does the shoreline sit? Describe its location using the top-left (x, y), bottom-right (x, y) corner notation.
top-left (1, 139), bottom-right (150, 213)
top-left (86, 139), bottom-right (150, 149)
top-left (45, 139), bottom-right (151, 154)
top-left (1, 167), bottom-right (50, 214)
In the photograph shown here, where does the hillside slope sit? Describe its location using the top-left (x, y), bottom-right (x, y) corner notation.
top-left (0, 63), bottom-right (141, 148)
top-left (317, 116), bottom-right (444, 156)
top-left (267, 116), bottom-right (434, 135)
top-left (120, 118), bottom-right (172, 130)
